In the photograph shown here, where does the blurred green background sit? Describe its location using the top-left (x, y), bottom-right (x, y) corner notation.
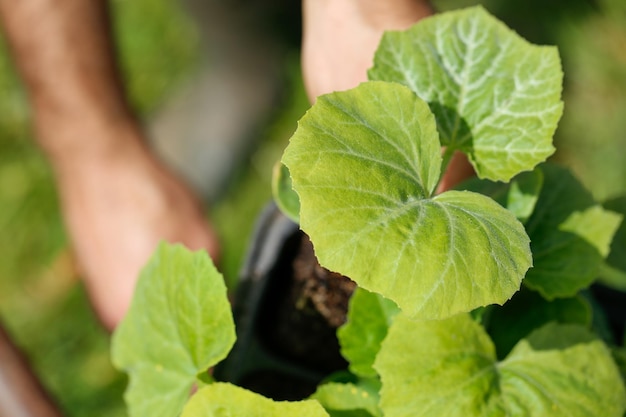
top-left (0, 0), bottom-right (624, 416)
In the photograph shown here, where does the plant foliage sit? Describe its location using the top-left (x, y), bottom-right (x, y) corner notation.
top-left (112, 6), bottom-right (626, 417)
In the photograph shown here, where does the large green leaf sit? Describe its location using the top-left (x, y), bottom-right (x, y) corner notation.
top-left (181, 383), bottom-right (329, 417)
top-left (337, 288), bottom-right (399, 378)
top-left (111, 243), bottom-right (235, 417)
top-left (283, 81), bottom-right (531, 320)
top-left (375, 314), bottom-right (626, 417)
top-left (369, 6), bottom-right (563, 182)
top-left (524, 164), bottom-right (623, 299)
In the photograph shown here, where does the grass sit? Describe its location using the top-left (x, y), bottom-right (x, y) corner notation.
top-left (0, 1), bottom-right (624, 416)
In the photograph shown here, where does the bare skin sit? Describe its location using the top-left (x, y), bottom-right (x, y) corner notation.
top-left (302, 0), bottom-right (434, 101)
top-left (0, 0), bottom-right (218, 330)
top-left (0, 0), bottom-right (473, 330)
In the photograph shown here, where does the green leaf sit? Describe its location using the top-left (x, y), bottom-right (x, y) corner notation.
top-left (369, 6), bottom-right (563, 182)
top-left (111, 243), bottom-right (235, 417)
top-left (601, 195), bottom-right (626, 290)
top-left (312, 381), bottom-right (381, 417)
top-left (283, 81), bottom-right (531, 320)
top-left (272, 161), bottom-right (300, 223)
top-left (337, 288), bottom-right (399, 378)
top-left (375, 314), bottom-right (626, 417)
top-left (487, 288), bottom-right (591, 358)
top-left (458, 168), bottom-right (543, 223)
top-left (612, 347), bottom-right (626, 386)
top-left (524, 164), bottom-right (623, 299)
top-left (375, 314), bottom-right (499, 416)
top-left (521, 321), bottom-right (597, 350)
top-left (598, 262), bottom-right (626, 292)
top-left (181, 383), bottom-right (329, 417)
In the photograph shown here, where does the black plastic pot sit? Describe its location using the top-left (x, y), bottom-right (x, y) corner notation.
top-left (214, 203), bottom-right (349, 400)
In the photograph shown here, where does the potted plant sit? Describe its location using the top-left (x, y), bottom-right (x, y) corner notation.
top-left (111, 6), bottom-right (626, 417)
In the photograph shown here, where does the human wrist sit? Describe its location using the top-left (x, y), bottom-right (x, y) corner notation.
top-left (37, 113), bottom-right (147, 173)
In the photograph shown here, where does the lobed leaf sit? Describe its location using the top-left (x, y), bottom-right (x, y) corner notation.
top-left (375, 314), bottom-right (626, 417)
top-left (283, 81), bottom-right (531, 320)
top-left (181, 383), bottom-right (329, 417)
top-left (369, 6), bottom-right (563, 182)
top-left (111, 243), bottom-right (235, 417)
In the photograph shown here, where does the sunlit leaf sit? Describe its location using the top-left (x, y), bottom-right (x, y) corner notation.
top-left (111, 243), bottom-right (235, 417)
top-left (370, 6), bottom-right (563, 181)
top-left (375, 314), bottom-right (626, 417)
top-left (312, 380), bottom-right (381, 417)
top-left (337, 288), bottom-right (399, 378)
top-left (181, 383), bottom-right (329, 417)
top-left (283, 82), bottom-right (531, 320)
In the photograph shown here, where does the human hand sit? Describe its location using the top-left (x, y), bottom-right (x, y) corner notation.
top-left (301, 0), bottom-right (474, 190)
top-left (301, 0), bottom-right (433, 102)
top-left (53, 134), bottom-right (218, 330)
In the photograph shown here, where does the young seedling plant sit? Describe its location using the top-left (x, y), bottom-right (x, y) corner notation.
top-left (112, 6), bottom-right (626, 417)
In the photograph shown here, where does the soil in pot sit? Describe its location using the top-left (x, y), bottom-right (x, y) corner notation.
top-left (255, 231), bottom-right (355, 372)
top-left (217, 217), bottom-right (356, 401)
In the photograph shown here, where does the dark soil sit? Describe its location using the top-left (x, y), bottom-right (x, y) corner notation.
top-left (259, 232), bottom-right (356, 369)
top-left (223, 229), bottom-right (356, 400)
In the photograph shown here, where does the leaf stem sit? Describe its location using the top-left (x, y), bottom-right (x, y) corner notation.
top-left (436, 146), bottom-right (457, 192)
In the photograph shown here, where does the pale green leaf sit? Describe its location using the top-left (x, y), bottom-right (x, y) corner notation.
top-left (501, 323), bottom-right (625, 415)
top-left (337, 288), bottom-right (399, 378)
top-left (111, 243), bottom-right (235, 417)
top-left (524, 164), bottom-right (622, 299)
top-left (375, 314), bottom-right (626, 417)
top-left (272, 161), bottom-right (300, 223)
top-left (312, 381), bottom-right (381, 417)
top-left (181, 383), bottom-right (329, 417)
top-left (369, 6), bottom-right (563, 182)
top-left (375, 314), bottom-right (501, 416)
top-left (560, 205), bottom-right (621, 258)
top-left (283, 81), bottom-right (531, 320)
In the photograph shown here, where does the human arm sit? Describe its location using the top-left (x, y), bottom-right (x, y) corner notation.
top-left (0, 0), bottom-right (219, 330)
